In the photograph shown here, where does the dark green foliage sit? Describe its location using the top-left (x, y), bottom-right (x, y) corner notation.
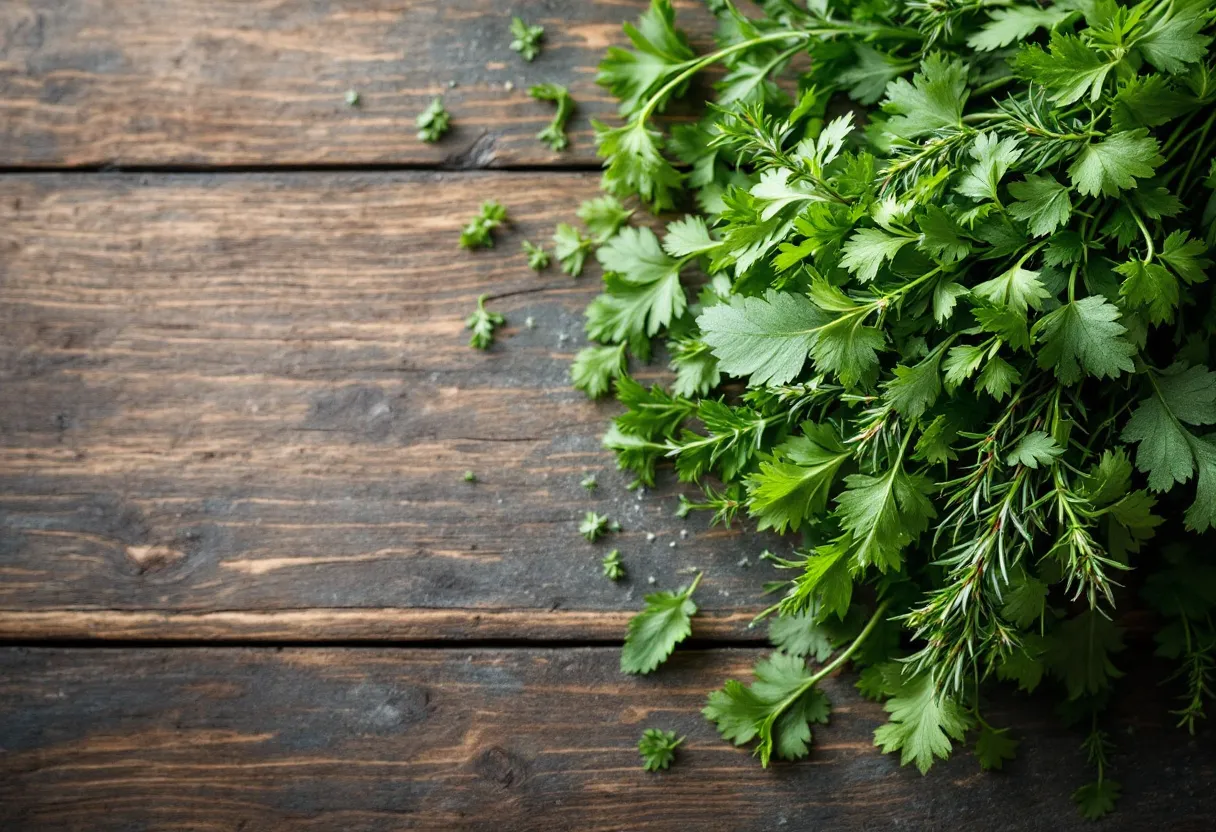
top-left (582, 0), bottom-right (1216, 817)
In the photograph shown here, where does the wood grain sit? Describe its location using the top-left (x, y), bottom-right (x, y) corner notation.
top-left (0, 171), bottom-right (789, 641)
top-left (1, 646), bottom-right (1212, 831)
top-left (0, 0), bottom-right (715, 168)
top-left (0, 608), bottom-right (763, 643)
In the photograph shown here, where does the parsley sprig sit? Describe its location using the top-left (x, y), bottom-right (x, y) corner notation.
top-left (638, 728), bottom-right (683, 771)
top-left (530, 83), bottom-right (575, 151)
top-left (509, 16), bottom-right (544, 62)
top-left (465, 295), bottom-right (504, 350)
top-left (460, 201), bottom-right (507, 249)
top-left (415, 96), bottom-right (450, 143)
top-left (621, 572), bottom-right (701, 674)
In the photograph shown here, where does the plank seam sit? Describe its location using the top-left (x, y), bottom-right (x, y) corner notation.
top-left (0, 637), bottom-right (767, 650)
top-left (0, 162), bottom-right (605, 175)
top-left (0, 608), bottom-right (771, 647)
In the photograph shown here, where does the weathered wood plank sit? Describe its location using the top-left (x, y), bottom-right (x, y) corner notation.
top-left (0, 172), bottom-right (787, 640)
top-left (0, 0), bottom-right (714, 168)
top-left (0, 647), bottom-right (1211, 831)
top-left (0, 609), bottom-right (762, 642)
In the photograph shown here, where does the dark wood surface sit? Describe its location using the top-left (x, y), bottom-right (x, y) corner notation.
top-left (1, 1), bottom-right (1213, 829)
top-left (2, 647), bottom-right (1213, 831)
top-left (0, 0), bottom-right (715, 168)
top-left (0, 172), bottom-right (783, 642)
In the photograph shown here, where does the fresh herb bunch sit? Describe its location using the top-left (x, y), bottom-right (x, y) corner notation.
top-left (577, 0), bottom-right (1216, 816)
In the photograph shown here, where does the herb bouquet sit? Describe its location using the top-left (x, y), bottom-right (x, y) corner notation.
top-left (570, 0), bottom-right (1216, 817)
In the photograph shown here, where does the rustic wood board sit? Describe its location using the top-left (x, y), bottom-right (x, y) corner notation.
top-left (0, 171), bottom-right (787, 641)
top-left (0, 0), bottom-right (716, 168)
top-left (1, 646), bottom-right (1212, 831)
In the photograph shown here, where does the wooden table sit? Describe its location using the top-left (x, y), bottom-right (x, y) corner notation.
top-left (1, 2), bottom-right (1213, 829)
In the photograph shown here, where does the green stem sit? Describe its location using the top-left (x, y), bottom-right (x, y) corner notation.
top-left (1177, 108), bottom-right (1216, 195)
top-left (1161, 109), bottom-right (1203, 158)
top-left (886, 265), bottom-right (944, 304)
top-left (637, 19), bottom-right (920, 123)
top-left (1127, 205), bottom-right (1154, 262)
top-left (1012, 242), bottom-right (1046, 271)
top-left (810, 600), bottom-right (891, 683)
top-left (684, 570), bottom-right (704, 597)
top-left (755, 41), bottom-right (808, 88)
top-left (762, 600), bottom-right (892, 736)
top-left (775, 267), bottom-right (938, 345)
top-left (639, 32), bottom-right (812, 123)
top-left (973, 76), bottom-right (1016, 98)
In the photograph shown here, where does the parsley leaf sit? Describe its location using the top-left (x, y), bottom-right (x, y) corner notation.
top-left (873, 665), bottom-right (973, 774)
top-left (1006, 430), bottom-right (1064, 469)
top-left (460, 201), bottom-right (507, 249)
top-left (663, 215), bottom-right (720, 258)
top-left (596, 0), bottom-right (693, 117)
top-left (841, 228), bottom-right (914, 282)
top-left (529, 83), bottom-right (574, 151)
top-left (1158, 231), bottom-right (1212, 284)
top-left (602, 549), bottom-right (625, 581)
top-left (578, 196), bottom-right (633, 242)
top-left (572, 343), bottom-right (627, 399)
top-left (668, 338), bottom-right (721, 397)
top-left (621, 574), bottom-right (701, 674)
top-left (769, 609), bottom-right (833, 663)
top-left (509, 16), bottom-right (544, 62)
top-left (975, 725), bottom-right (1019, 771)
top-left (598, 225), bottom-right (679, 282)
top-left (554, 223), bottom-right (593, 276)
top-left (968, 5), bottom-right (1074, 52)
top-left (745, 423), bottom-right (851, 533)
top-left (1137, 0), bottom-right (1212, 74)
top-left (1074, 779), bottom-right (1122, 820)
top-left (1047, 611), bottom-right (1125, 700)
top-left (704, 651), bottom-right (832, 766)
top-left (881, 54), bottom-right (967, 139)
top-left (971, 265), bottom-right (1049, 316)
top-left (1068, 130), bottom-right (1164, 198)
top-left (521, 239), bottom-right (550, 271)
top-left (594, 120), bottom-right (684, 210)
top-left (883, 343), bottom-right (946, 420)
top-left (1031, 296), bottom-right (1136, 384)
top-left (837, 45), bottom-right (914, 104)
top-left (415, 96), bottom-right (451, 143)
top-left (956, 133), bottom-right (1021, 203)
top-left (638, 728), bottom-right (683, 771)
top-left (580, 510), bottom-right (612, 542)
top-left (698, 289), bottom-right (828, 386)
top-left (1121, 363), bottom-right (1216, 530)
top-left (1116, 259), bottom-right (1178, 324)
top-left (465, 294), bottom-right (504, 350)
top-left (836, 460), bottom-right (936, 572)
top-left (1014, 32), bottom-right (1117, 105)
top-left (587, 227), bottom-right (689, 340)
top-left (1008, 174), bottom-right (1073, 237)
top-left (1111, 74), bottom-right (1195, 131)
